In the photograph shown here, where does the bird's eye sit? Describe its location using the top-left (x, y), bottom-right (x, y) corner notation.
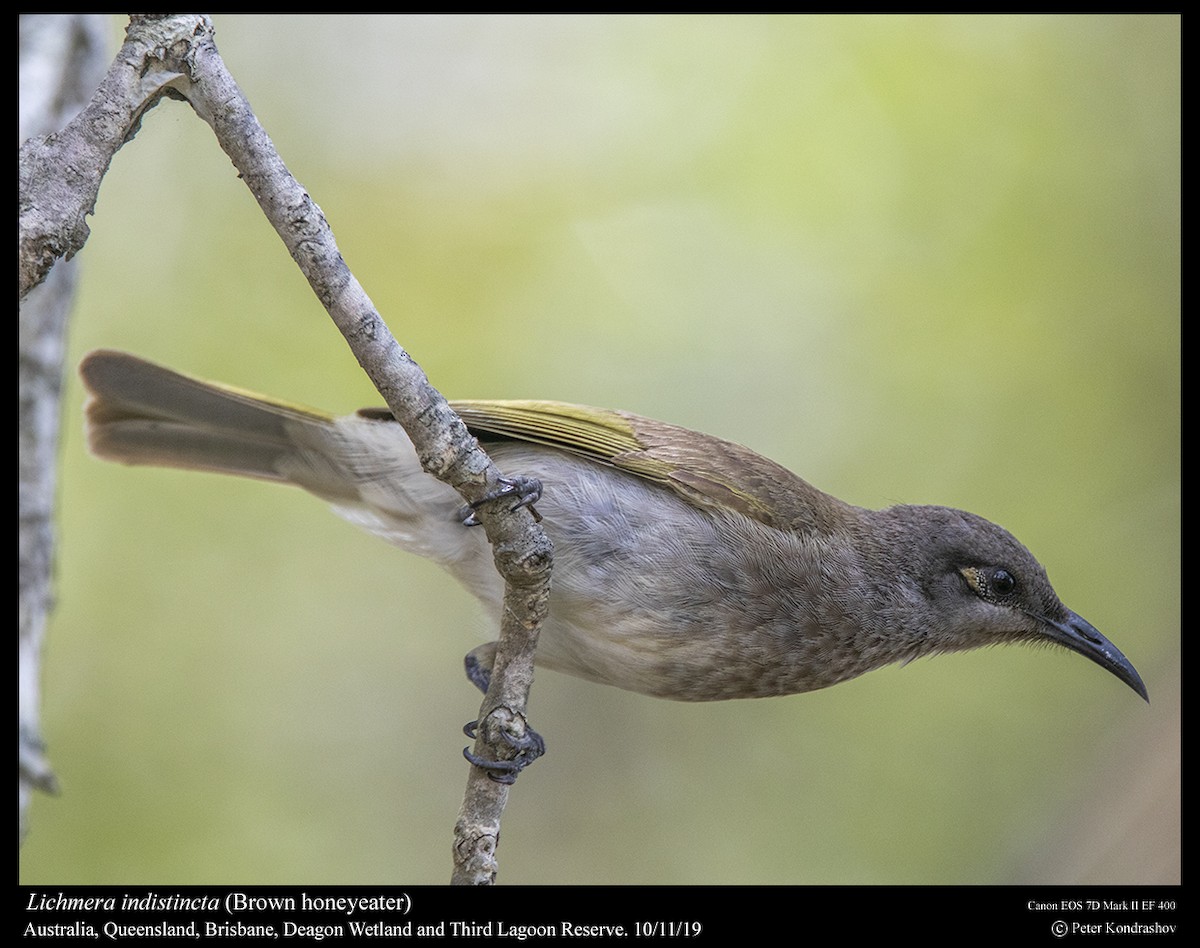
top-left (990, 568), bottom-right (1015, 596)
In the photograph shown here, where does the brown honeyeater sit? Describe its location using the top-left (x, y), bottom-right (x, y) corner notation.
top-left (80, 350), bottom-right (1147, 712)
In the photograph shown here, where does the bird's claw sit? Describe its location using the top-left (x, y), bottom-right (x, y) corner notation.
top-left (459, 476), bottom-right (543, 526)
top-left (462, 717), bottom-right (546, 784)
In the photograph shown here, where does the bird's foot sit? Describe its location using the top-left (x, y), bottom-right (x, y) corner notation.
top-left (462, 714), bottom-right (545, 784)
top-left (459, 476), bottom-right (543, 526)
top-left (464, 649), bottom-right (494, 694)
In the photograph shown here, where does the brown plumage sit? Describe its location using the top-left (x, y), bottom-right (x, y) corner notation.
top-left (80, 349), bottom-right (1147, 704)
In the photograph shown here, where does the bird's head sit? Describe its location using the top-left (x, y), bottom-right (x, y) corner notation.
top-left (870, 505), bottom-right (1147, 700)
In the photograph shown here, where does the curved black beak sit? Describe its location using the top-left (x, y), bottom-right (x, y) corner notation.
top-left (1035, 609), bottom-right (1148, 702)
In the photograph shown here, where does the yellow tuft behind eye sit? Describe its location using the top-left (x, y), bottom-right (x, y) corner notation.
top-left (959, 566), bottom-right (1017, 602)
top-left (960, 566), bottom-right (987, 597)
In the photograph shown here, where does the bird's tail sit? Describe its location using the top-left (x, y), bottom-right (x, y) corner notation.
top-left (81, 350), bottom-right (494, 581)
top-left (80, 349), bottom-right (358, 500)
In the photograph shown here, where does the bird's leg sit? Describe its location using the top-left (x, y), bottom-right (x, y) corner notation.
top-left (461, 643), bottom-right (546, 784)
top-left (463, 646), bottom-right (496, 694)
top-left (458, 474), bottom-right (547, 779)
top-left (462, 718), bottom-right (545, 785)
top-left (458, 476), bottom-right (543, 526)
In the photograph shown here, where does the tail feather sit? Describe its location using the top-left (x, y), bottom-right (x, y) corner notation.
top-left (80, 350), bottom-right (346, 490)
top-left (80, 349), bottom-right (498, 586)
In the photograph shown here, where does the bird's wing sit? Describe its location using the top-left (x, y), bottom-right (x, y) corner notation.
top-left (442, 399), bottom-right (849, 534)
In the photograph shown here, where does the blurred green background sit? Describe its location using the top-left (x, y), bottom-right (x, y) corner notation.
top-left (22, 14), bottom-right (1178, 884)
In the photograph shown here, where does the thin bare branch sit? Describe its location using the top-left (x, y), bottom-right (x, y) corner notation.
top-left (19, 14), bottom-right (552, 881)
